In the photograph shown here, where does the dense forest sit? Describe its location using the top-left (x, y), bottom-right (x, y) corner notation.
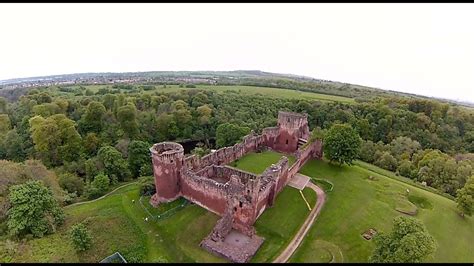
top-left (0, 83), bottom-right (473, 224)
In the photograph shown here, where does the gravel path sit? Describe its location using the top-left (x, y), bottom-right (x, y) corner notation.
top-left (64, 181), bottom-right (138, 208)
top-left (273, 179), bottom-right (326, 263)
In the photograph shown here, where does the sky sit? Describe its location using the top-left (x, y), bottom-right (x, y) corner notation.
top-left (0, 3), bottom-right (473, 103)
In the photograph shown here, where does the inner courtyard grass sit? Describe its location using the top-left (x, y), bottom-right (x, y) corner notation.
top-left (229, 150), bottom-right (296, 174)
top-left (289, 159), bottom-right (474, 263)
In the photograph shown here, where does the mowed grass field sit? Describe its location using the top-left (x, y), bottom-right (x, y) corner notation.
top-left (289, 159), bottom-right (474, 263)
top-left (229, 150), bottom-right (296, 174)
top-left (0, 151), bottom-right (315, 263)
top-left (58, 84), bottom-right (355, 103)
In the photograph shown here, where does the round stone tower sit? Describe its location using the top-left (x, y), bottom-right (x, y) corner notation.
top-left (149, 142), bottom-right (184, 205)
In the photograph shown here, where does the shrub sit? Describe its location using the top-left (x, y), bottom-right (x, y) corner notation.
top-left (58, 173), bottom-right (84, 196)
top-left (69, 222), bottom-right (92, 251)
top-left (7, 180), bottom-right (65, 238)
top-left (139, 176), bottom-right (156, 196)
top-left (85, 173), bottom-right (110, 199)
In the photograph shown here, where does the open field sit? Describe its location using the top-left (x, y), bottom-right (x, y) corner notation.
top-left (290, 159), bottom-right (474, 263)
top-left (57, 84), bottom-right (355, 103)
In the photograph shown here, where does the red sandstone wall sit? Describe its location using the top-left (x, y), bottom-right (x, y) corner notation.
top-left (275, 165), bottom-right (290, 194)
top-left (152, 155), bottom-right (181, 201)
top-left (151, 111), bottom-right (323, 233)
top-left (255, 185), bottom-right (272, 218)
top-left (273, 129), bottom-right (298, 153)
top-left (180, 173), bottom-right (228, 215)
top-left (195, 133), bottom-right (265, 170)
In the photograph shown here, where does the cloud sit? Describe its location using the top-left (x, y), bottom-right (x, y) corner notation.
top-left (0, 3), bottom-right (472, 102)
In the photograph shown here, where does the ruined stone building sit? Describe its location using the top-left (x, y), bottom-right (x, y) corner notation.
top-left (149, 111), bottom-right (323, 263)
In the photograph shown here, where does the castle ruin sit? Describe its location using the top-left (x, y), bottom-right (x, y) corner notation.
top-left (149, 111), bottom-right (323, 263)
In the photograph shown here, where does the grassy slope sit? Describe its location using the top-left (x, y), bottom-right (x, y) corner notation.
top-left (252, 187), bottom-right (316, 262)
top-left (2, 183), bottom-right (224, 263)
top-left (290, 159), bottom-right (474, 263)
top-left (1, 151), bottom-right (315, 263)
top-left (354, 160), bottom-right (455, 200)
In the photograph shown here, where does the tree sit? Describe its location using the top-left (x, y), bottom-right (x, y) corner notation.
top-left (359, 140), bottom-right (377, 163)
top-left (83, 132), bottom-right (100, 156)
top-left (29, 114), bottom-right (82, 166)
top-left (128, 140), bottom-right (152, 178)
top-left (324, 123), bottom-right (362, 165)
top-left (69, 222), bottom-right (92, 251)
top-left (0, 114), bottom-right (12, 136)
top-left (215, 123), bottom-right (250, 148)
top-left (196, 104), bottom-right (212, 125)
top-left (370, 216), bottom-right (436, 263)
top-left (2, 129), bottom-right (27, 162)
top-left (390, 136), bottom-right (421, 161)
top-left (85, 89), bottom-right (94, 96)
top-left (155, 113), bottom-right (176, 140)
top-left (59, 173), bottom-right (85, 196)
top-left (7, 180), bottom-right (65, 238)
top-left (191, 92), bottom-right (209, 107)
top-left (397, 159), bottom-right (416, 179)
top-left (97, 146), bottom-right (130, 183)
top-left (375, 151), bottom-right (398, 171)
top-left (117, 104), bottom-right (139, 139)
top-left (417, 150), bottom-right (461, 195)
top-left (455, 176), bottom-right (474, 217)
top-left (85, 173), bottom-right (110, 199)
top-left (138, 175), bottom-right (156, 196)
top-left (78, 101), bottom-right (106, 133)
top-left (191, 146), bottom-right (210, 158)
top-left (0, 96), bottom-right (7, 113)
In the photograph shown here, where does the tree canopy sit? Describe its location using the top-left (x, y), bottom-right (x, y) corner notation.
top-left (455, 176), bottom-right (474, 217)
top-left (216, 123), bottom-right (250, 148)
top-left (324, 123), bottom-right (361, 165)
top-left (370, 216), bottom-right (437, 263)
top-left (7, 180), bottom-right (65, 238)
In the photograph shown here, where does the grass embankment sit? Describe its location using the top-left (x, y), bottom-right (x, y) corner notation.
top-left (354, 160), bottom-right (455, 200)
top-left (290, 159), bottom-right (474, 263)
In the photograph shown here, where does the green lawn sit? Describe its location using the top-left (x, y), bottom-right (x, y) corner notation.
top-left (60, 84), bottom-right (355, 103)
top-left (252, 186), bottom-right (316, 262)
top-left (229, 150), bottom-right (296, 174)
top-left (5, 154), bottom-right (467, 263)
top-left (354, 160), bottom-right (455, 200)
top-left (230, 150), bottom-right (316, 262)
top-left (195, 85), bottom-right (355, 103)
top-left (0, 183), bottom-right (222, 263)
top-left (289, 159), bottom-right (474, 263)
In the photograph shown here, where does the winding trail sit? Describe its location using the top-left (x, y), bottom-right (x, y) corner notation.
top-left (64, 181), bottom-right (138, 208)
top-left (273, 180), bottom-right (326, 263)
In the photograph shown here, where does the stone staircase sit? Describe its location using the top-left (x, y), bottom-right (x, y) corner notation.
top-left (297, 138), bottom-right (307, 148)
